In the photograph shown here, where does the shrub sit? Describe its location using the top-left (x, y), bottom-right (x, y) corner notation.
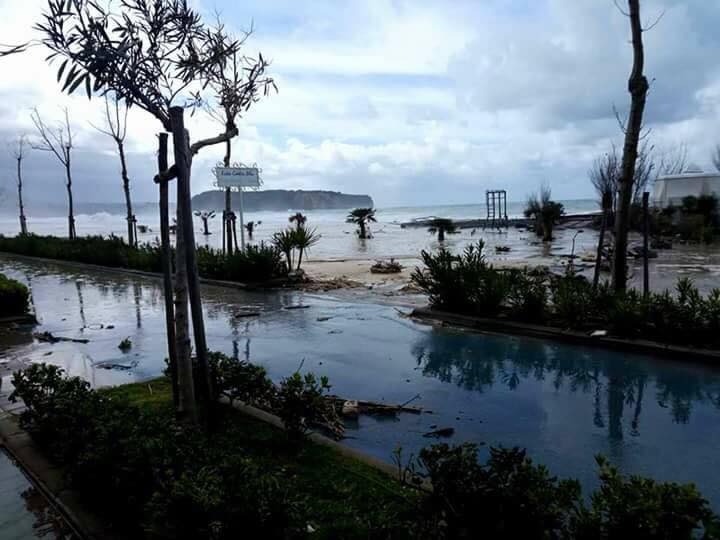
top-left (573, 456), bottom-right (720, 539)
top-left (209, 351), bottom-right (276, 408)
top-left (412, 241), bottom-right (510, 315)
top-left (608, 290), bottom-right (645, 338)
top-left (416, 444), bottom-right (719, 540)
top-left (0, 272), bottom-right (30, 316)
top-left (276, 372), bottom-right (333, 438)
top-left (418, 444), bottom-right (581, 538)
top-left (507, 271), bottom-right (548, 322)
top-left (550, 272), bottom-right (594, 328)
top-left (0, 234), bottom-right (286, 283)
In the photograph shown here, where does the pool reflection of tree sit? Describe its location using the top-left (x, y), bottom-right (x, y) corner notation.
top-left (413, 329), bottom-right (720, 437)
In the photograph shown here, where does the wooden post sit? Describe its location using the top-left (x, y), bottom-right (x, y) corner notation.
top-left (158, 133), bottom-right (179, 409)
top-left (642, 191), bottom-right (650, 298)
top-left (169, 106), bottom-right (213, 413)
top-left (16, 154), bottom-right (27, 235)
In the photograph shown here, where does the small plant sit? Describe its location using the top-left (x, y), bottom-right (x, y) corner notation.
top-left (118, 337), bottom-right (132, 351)
top-left (209, 351), bottom-right (276, 408)
top-left (272, 226), bottom-right (320, 273)
top-left (193, 210), bottom-right (216, 235)
top-left (275, 371), bottom-right (333, 438)
top-left (0, 272), bottom-right (30, 316)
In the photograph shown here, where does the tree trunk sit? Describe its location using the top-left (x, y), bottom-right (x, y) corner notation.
top-left (593, 211), bottom-right (608, 289)
top-left (296, 248), bottom-right (304, 271)
top-left (118, 141), bottom-right (134, 247)
top-left (612, 0), bottom-right (649, 292)
top-left (173, 164), bottom-right (197, 424)
top-left (169, 106), bottom-right (213, 416)
top-left (16, 157), bottom-right (27, 235)
top-left (158, 133), bottom-right (179, 410)
top-left (438, 229), bottom-right (445, 242)
top-left (65, 148), bottom-right (76, 239)
top-left (642, 191), bottom-right (650, 298)
top-left (224, 138), bottom-right (233, 255)
top-left (202, 217), bottom-right (210, 235)
top-left (359, 222), bottom-right (366, 239)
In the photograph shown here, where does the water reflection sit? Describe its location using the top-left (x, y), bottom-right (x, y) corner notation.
top-left (413, 329), bottom-right (720, 439)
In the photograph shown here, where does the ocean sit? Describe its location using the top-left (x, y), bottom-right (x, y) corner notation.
top-left (0, 200), bottom-right (601, 262)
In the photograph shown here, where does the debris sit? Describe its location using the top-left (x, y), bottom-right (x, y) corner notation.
top-left (370, 258), bottom-right (403, 274)
top-left (284, 305), bottom-right (310, 310)
top-left (34, 331), bottom-right (89, 344)
top-left (235, 311), bottom-right (260, 318)
top-left (316, 316), bottom-right (332, 322)
top-left (106, 325), bottom-right (115, 329)
top-left (423, 427), bottom-right (455, 438)
top-left (328, 396), bottom-right (423, 417)
top-left (495, 245), bottom-right (511, 253)
top-left (341, 400), bottom-right (359, 418)
top-left (118, 337), bottom-right (132, 351)
top-left (590, 330), bottom-right (608, 338)
top-left (328, 329), bottom-right (343, 335)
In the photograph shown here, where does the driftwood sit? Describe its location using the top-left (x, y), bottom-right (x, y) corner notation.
top-left (34, 331), bottom-right (89, 344)
top-left (423, 427), bottom-right (455, 438)
top-left (327, 395), bottom-right (423, 417)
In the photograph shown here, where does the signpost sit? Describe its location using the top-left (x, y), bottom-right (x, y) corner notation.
top-left (213, 167), bottom-right (260, 251)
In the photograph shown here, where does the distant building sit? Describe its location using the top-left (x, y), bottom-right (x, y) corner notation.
top-left (652, 165), bottom-right (720, 207)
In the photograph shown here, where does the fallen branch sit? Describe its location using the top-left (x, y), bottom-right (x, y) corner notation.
top-left (327, 395), bottom-right (423, 417)
top-left (34, 331), bottom-right (89, 344)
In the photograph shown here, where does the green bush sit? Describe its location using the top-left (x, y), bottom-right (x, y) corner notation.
top-left (209, 351), bottom-right (276, 408)
top-left (0, 272), bottom-right (30, 316)
top-left (10, 364), bottom-right (303, 538)
top-left (276, 371), bottom-right (334, 438)
top-left (549, 272), bottom-right (594, 328)
top-left (507, 270), bottom-right (548, 322)
top-left (0, 234), bottom-right (286, 283)
top-left (417, 444), bottom-right (719, 540)
top-left (412, 241), bottom-right (510, 316)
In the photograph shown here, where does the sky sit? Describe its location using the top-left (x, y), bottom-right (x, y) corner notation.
top-left (0, 0), bottom-right (719, 209)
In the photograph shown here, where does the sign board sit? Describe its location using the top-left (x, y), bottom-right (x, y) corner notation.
top-left (214, 167), bottom-right (260, 188)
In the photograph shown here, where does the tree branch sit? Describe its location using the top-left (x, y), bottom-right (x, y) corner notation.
top-left (189, 126), bottom-right (238, 155)
top-left (154, 164), bottom-right (178, 184)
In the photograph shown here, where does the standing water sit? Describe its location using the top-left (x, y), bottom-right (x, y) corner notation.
top-left (2, 256), bottom-right (720, 508)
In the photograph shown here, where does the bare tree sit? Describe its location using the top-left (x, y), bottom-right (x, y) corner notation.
top-left (590, 144), bottom-right (620, 213)
top-left (36, 0), bottom-right (269, 424)
top-left (612, 0), bottom-right (653, 292)
top-left (12, 135), bottom-right (29, 235)
top-left (204, 21), bottom-right (275, 254)
top-left (91, 94), bottom-right (136, 246)
top-left (631, 140), bottom-right (656, 204)
top-left (30, 107), bottom-right (76, 239)
top-left (658, 142), bottom-right (688, 176)
top-left (712, 145), bottom-right (720, 172)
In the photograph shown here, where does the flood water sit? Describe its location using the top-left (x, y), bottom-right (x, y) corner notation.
top-left (3, 255), bottom-right (720, 508)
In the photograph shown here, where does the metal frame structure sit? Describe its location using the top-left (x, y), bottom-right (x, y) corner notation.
top-left (484, 190), bottom-right (508, 229)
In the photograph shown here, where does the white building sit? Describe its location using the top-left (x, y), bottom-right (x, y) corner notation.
top-left (652, 167), bottom-right (720, 208)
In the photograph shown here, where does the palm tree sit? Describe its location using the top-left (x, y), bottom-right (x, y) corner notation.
top-left (272, 229), bottom-right (295, 273)
top-left (428, 218), bottom-right (458, 242)
top-left (346, 208), bottom-right (376, 239)
top-left (293, 225), bottom-right (320, 271)
top-left (245, 220), bottom-right (261, 240)
top-left (289, 212), bottom-right (307, 230)
top-left (524, 186), bottom-right (564, 242)
top-left (194, 210), bottom-right (216, 235)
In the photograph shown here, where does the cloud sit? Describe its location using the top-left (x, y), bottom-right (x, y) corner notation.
top-left (0, 0), bottom-right (719, 210)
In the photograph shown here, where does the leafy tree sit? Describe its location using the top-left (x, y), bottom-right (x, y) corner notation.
top-left (346, 208), bottom-right (376, 239)
top-left (36, 0), bottom-right (267, 424)
top-left (427, 218), bottom-right (458, 242)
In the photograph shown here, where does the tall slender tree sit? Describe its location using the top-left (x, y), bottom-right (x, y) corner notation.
top-left (36, 0), bottom-right (271, 422)
top-left (612, 0), bottom-right (653, 292)
top-left (91, 94), bottom-right (136, 246)
top-left (204, 22), bottom-right (275, 254)
top-left (30, 107), bottom-right (76, 239)
top-left (12, 135), bottom-right (28, 235)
